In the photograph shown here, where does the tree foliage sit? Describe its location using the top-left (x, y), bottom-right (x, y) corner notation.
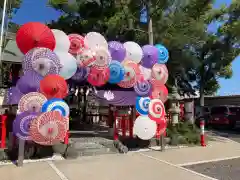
top-left (48, 0), bottom-right (239, 97)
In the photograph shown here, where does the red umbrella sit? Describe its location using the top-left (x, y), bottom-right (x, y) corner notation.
top-left (148, 99), bottom-right (166, 123)
top-left (16, 22), bottom-right (56, 54)
top-left (40, 74), bottom-right (68, 99)
top-left (87, 67), bottom-right (110, 87)
top-left (150, 79), bottom-right (168, 103)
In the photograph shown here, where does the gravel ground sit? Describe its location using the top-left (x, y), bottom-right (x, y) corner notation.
top-left (184, 158), bottom-right (240, 180)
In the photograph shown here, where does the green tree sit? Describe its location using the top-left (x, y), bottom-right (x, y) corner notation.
top-left (48, 0), bottom-right (239, 99)
top-left (188, 0), bottom-right (240, 106)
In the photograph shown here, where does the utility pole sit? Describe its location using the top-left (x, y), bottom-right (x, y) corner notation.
top-left (0, 0), bottom-right (8, 62)
top-left (147, 0), bottom-right (165, 151)
top-left (147, 0), bottom-right (153, 45)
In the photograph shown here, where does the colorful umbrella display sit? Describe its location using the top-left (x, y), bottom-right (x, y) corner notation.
top-left (155, 44), bottom-right (169, 64)
top-left (108, 60), bottom-right (125, 84)
top-left (141, 45), bottom-right (158, 69)
top-left (68, 34), bottom-right (85, 55)
top-left (148, 99), bottom-right (166, 123)
top-left (91, 48), bottom-right (112, 70)
top-left (16, 22), bottom-right (56, 54)
top-left (133, 115), bottom-right (157, 140)
top-left (52, 29), bottom-right (70, 52)
top-left (55, 51), bottom-right (77, 80)
top-left (42, 98), bottom-right (70, 118)
top-left (12, 22), bottom-right (171, 146)
top-left (71, 67), bottom-right (89, 82)
top-left (40, 74), bottom-right (68, 99)
top-left (13, 111), bottom-right (39, 140)
top-left (151, 64), bottom-right (168, 84)
top-left (136, 96), bottom-right (151, 115)
top-left (76, 48), bottom-right (96, 67)
top-left (18, 92), bottom-right (47, 113)
top-left (123, 41), bottom-right (143, 63)
top-left (87, 67), bottom-right (110, 87)
top-left (22, 47), bottom-right (61, 76)
top-left (16, 71), bottom-right (43, 94)
top-left (108, 41), bottom-right (126, 62)
top-left (84, 32), bottom-right (108, 51)
top-left (29, 111), bottom-right (67, 145)
top-left (134, 80), bottom-right (152, 96)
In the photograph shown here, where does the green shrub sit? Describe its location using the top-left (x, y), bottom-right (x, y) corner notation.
top-left (167, 121), bottom-right (201, 145)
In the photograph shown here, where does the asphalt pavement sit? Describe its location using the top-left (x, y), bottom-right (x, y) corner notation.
top-left (184, 158), bottom-right (240, 180)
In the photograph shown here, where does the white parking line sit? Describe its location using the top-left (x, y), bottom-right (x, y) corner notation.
top-left (177, 156), bottom-right (240, 166)
top-left (139, 153), bottom-right (218, 180)
top-left (48, 161), bottom-right (69, 180)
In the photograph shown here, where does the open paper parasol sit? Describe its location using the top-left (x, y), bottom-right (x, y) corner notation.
top-left (151, 64), bottom-right (168, 84)
top-left (108, 41), bottom-right (126, 62)
top-left (18, 92), bottom-right (47, 113)
top-left (52, 29), bottom-right (70, 52)
top-left (76, 48), bottom-right (96, 67)
top-left (141, 45), bottom-right (158, 69)
top-left (108, 60), bottom-right (125, 84)
top-left (123, 41), bottom-right (143, 64)
top-left (55, 51), bottom-right (77, 80)
top-left (133, 115), bottom-right (157, 140)
top-left (22, 47), bottom-right (61, 76)
top-left (139, 65), bottom-right (152, 80)
top-left (16, 22), bottom-right (56, 54)
top-left (29, 111), bottom-right (67, 145)
top-left (155, 44), bottom-right (169, 64)
top-left (117, 61), bottom-right (139, 88)
top-left (134, 80), bottom-right (152, 96)
top-left (42, 98), bottom-right (70, 118)
top-left (68, 34), bottom-right (85, 55)
top-left (136, 96), bottom-right (151, 115)
top-left (84, 32), bottom-right (108, 51)
top-left (148, 99), bottom-right (166, 123)
top-left (40, 74), bottom-right (68, 99)
top-left (150, 79), bottom-right (168, 103)
top-left (13, 111), bottom-right (39, 140)
top-left (16, 71), bottom-right (43, 94)
top-left (87, 67), bottom-right (110, 87)
top-left (92, 48), bottom-right (112, 70)
top-left (156, 118), bottom-right (167, 135)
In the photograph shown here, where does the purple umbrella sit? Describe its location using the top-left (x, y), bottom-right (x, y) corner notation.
top-left (13, 111), bottom-right (39, 140)
top-left (108, 41), bottom-right (126, 62)
top-left (3, 86), bottom-right (23, 105)
top-left (71, 67), bottom-right (89, 82)
top-left (16, 71), bottom-right (43, 94)
top-left (134, 80), bottom-right (152, 97)
top-left (141, 45), bottom-right (158, 69)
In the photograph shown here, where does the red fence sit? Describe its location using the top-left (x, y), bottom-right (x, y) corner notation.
top-left (0, 115), bottom-right (7, 149)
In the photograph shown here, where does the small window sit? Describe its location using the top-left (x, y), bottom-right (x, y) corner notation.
top-left (229, 107), bottom-right (240, 114)
top-left (211, 106), bottom-right (228, 115)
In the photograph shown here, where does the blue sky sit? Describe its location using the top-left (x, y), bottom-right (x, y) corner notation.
top-left (11, 0), bottom-right (239, 96)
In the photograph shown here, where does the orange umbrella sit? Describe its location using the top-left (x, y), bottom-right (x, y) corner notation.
top-left (16, 22), bottom-right (56, 54)
top-left (40, 74), bottom-right (68, 99)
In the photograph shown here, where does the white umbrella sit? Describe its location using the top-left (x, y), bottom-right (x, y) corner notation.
top-left (52, 29), bottom-right (70, 52)
top-left (133, 115), bottom-right (157, 140)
